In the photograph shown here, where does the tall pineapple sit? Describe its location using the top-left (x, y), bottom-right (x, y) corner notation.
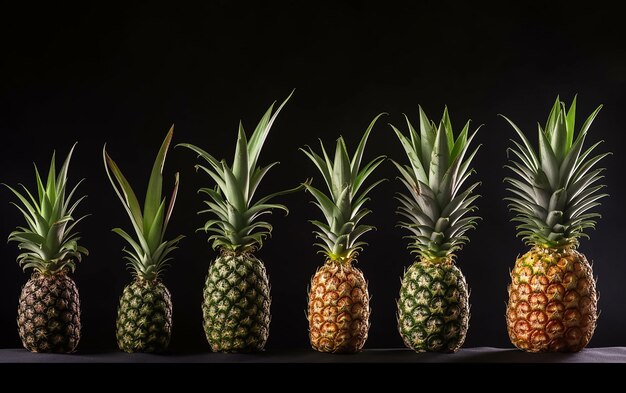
top-left (5, 144), bottom-right (88, 353)
top-left (180, 93), bottom-right (299, 352)
top-left (302, 115), bottom-right (386, 353)
top-left (103, 127), bottom-right (183, 353)
top-left (390, 107), bottom-right (480, 353)
top-left (503, 96), bottom-right (607, 352)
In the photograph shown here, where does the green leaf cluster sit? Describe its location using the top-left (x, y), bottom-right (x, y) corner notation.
top-left (302, 114), bottom-right (386, 263)
top-left (6, 144), bottom-right (88, 275)
top-left (180, 92), bottom-right (300, 252)
top-left (391, 107), bottom-right (481, 262)
top-left (104, 126), bottom-right (182, 281)
top-left (503, 96), bottom-right (609, 248)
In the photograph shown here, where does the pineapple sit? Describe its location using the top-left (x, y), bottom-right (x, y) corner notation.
top-left (390, 106), bottom-right (480, 353)
top-left (180, 92), bottom-right (300, 352)
top-left (103, 126), bottom-right (182, 353)
top-left (503, 96), bottom-right (607, 352)
top-left (302, 115), bottom-right (386, 353)
top-left (5, 144), bottom-right (88, 353)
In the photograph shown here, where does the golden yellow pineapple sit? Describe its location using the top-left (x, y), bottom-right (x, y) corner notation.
top-left (308, 262), bottom-right (370, 353)
top-left (302, 115), bottom-right (386, 353)
top-left (503, 96), bottom-right (607, 352)
top-left (508, 247), bottom-right (596, 351)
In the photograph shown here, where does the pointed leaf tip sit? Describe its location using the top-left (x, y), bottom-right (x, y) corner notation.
top-left (144, 128), bottom-right (174, 233)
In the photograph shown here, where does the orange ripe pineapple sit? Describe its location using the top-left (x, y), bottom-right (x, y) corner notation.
top-left (302, 115), bottom-right (386, 353)
top-left (308, 261), bottom-right (370, 352)
top-left (502, 96), bottom-right (608, 352)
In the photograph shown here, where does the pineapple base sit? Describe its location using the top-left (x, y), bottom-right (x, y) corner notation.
top-left (308, 261), bottom-right (370, 353)
top-left (397, 260), bottom-right (469, 353)
top-left (507, 247), bottom-right (597, 352)
top-left (202, 251), bottom-right (271, 352)
top-left (116, 279), bottom-right (172, 353)
top-left (17, 272), bottom-right (81, 353)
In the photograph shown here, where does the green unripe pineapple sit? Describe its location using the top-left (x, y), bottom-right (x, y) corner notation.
top-left (104, 127), bottom-right (182, 353)
top-left (181, 92), bottom-right (300, 352)
top-left (202, 251), bottom-right (270, 351)
top-left (116, 280), bottom-right (172, 352)
top-left (398, 261), bottom-right (469, 352)
top-left (391, 106), bottom-right (480, 352)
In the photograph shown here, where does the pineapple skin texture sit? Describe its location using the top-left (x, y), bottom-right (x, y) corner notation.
top-left (202, 252), bottom-right (271, 352)
top-left (398, 261), bottom-right (469, 352)
top-left (507, 247), bottom-right (597, 352)
top-left (116, 279), bottom-right (172, 353)
top-left (17, 272), bottom-right (81, 353)
top-left (308, 261), bottom-right (370, 353)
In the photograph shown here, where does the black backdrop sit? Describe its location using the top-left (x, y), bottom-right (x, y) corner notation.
top-left (1, 1), bottom-right (625, 352)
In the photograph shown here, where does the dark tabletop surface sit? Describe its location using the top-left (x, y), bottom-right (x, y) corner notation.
top-left (1, 347), bottom-right (625, 363)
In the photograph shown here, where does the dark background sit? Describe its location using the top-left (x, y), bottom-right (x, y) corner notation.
top-left (1, 1), bottom-right (625, 352)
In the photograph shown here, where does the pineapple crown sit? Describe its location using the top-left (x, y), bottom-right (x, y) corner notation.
top-left (503, 96), bottom-right (609, 249)
top-left (390, 106), bottom-right (481, 262)
top-left (179, 92), bottom-right (301, 253)
top-left (103, 126), bottom-right (183, 281)
top-left (301, 114), bottom-right (387, 264)
top-left (5, 144), bottom-right (89, 275)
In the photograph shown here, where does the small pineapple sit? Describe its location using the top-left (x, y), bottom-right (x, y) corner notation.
top-left (104, 126), bottom-right (182, 353)
top-left (302, 115), bottom-right (386, 353)
top-left (503, 96), bottom-right (607, 352)
top-left (5, 144), bottom-right (88, 353)
top-left (390, 106), bottom-right (480, 352)
top-left (180, 92), bottom-right (300, 352)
